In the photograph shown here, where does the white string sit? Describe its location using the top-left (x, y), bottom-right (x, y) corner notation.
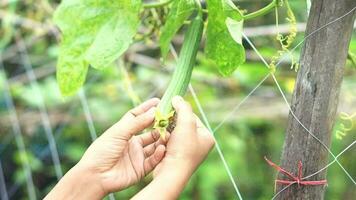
top-left (213, 74), bottom-right (270, 133)
top-left (2, 76), bottom-right (107, 198)
top-left (0, 160), bottom-right (9, 200)
top-left (0, 57), bottom-right (37, 200)
top-left (78, 89), bottom-right (116, 200)
top-left (241, 28), bottom-right (356, 197)
top-left (303, 140), bottom-right (356, 180)
top-left (271, 74), bottom-right (356, 185)
top-left (16, 36), bottom-right (63, 180)
top-left (189, 85), bottom-right (244, 200)
top-left (271, 182), bottom-right (294, 200)
top-left (273, 6), bottom-right (356, 69)
top-left (271, 140), bottom-right (356, 200)
top-left (242, 31), bottom-right (356, 184)
top-left (169, 44), bottom-right (243, 200)
top-left (48, 27), bottom-right (117, 199)
top-left (78, 90), bottom-right (98, 141)
top-left (216, 6), bottom-right (356, 134)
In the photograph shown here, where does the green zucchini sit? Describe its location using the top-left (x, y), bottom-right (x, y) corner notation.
top-left (154, 14), bottom-right (204, 138)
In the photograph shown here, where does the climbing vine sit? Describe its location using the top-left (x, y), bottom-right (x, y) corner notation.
top-left (269, 0), bottom-right (298, 72)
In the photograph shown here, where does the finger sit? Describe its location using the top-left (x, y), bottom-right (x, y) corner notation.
top-left (104, 98), bottom-right (159, 138)
top-left (119, 98), bottom-right (159, 124)
top-left (138, 130), bottom-right (160, 147)
top-left (195, 116), bottom-right (215, 148)
top-left (144, 145), bottom-right (166, 174)
top-left (161, 131), bottom-right (171, 144)
top-left (129, 98), bottom-right (160, 117)
top-left (172, 96), bottom-right (196, 132)
top-left (106, 106), bottom-right (156, 140)
top-left (195, 115), bottom-right (211, 134)
top-left (143, 142), bottom-right (158, 157)
top-left (143, 134), bottom-right (169, 157)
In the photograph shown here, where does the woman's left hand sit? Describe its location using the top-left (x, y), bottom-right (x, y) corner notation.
top-left (45, 98), bottom-right (166, 200)
top-left (79, 98), bottom-right (166, 194)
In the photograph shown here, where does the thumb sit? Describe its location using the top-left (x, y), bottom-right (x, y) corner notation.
top-left (172, 96), bottom-right (196, 134)
top-left (104, 99), bottom-right (159, 140)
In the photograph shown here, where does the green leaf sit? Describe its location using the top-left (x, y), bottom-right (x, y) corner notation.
top-left (206, 0), bottom-right (246, 76)
top-left (348, 51), bottom-right (356, 68)
top-left (159, 0), bottom-right (197, 58)
top-left (53, 0), bottom-right (141, 96)
top-left (226, 18), bottom-right (243, 45)
top-left (223, 0), bottom-right (243, 21)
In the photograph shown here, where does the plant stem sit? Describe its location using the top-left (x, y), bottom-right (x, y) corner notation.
top-left (243, 0), bottom-right (279, 20)
top-left (143, 0), bottom-right (174, 9)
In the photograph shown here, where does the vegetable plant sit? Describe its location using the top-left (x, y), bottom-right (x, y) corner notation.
top-left (53, 0), bottom-right (294, 138)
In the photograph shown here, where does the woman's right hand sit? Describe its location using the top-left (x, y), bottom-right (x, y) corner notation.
top-left (132, 96), bottom-right (215, 200)
top-left (153, 96), bottom-right (215, 179)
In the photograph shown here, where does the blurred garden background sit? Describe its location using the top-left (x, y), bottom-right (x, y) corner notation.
top-left (0, 0), bottom-right (355, 199)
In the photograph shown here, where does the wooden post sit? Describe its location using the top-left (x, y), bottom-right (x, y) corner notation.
top-left (276, 0), bottom-right (356, 199)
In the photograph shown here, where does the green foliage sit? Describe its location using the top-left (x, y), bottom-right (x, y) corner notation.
top-left (15, 78), bottom-right (63, 108)
top-left (52, 0), bottom-right (283, 95)
top-left (0, 1), bottom-right (17, 50)
top-left (159, 0), bottom-right (197, 58)
top-left (206, 0), bottom-right (246, 76)
top-left (348, 51), bottom-right (356, 68)
top-left (14, 151), bottom-right (42, 172)
top-left (63, 143), bottom-right (86, 161)
top-left (53, 0), bottom-right (141, 96)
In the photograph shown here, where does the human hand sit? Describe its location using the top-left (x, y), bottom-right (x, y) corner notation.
top-left (47, 99), bottom-right (165, 199)
top-left (76, 98), bottom-right (166, 194)
top-left (132, 96), bottom-right (215, 200)
top-left (45, 98), bottom-right (167, 200)
top-left (153, 96), bottom-right (215, 178)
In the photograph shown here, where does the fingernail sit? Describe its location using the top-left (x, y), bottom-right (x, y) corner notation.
top-left (172, 96), bottom-right (183, 105)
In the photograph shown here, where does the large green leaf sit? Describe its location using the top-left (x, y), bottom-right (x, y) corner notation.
top-left (159, 0), bottom-right (197, 58)
top-left (53, 0), bottom-right (141, 96)
top-left (206, 0), bottom-right (246, 76)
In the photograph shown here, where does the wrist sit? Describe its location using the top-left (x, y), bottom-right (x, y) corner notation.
top-left (45, 165), bottom-right (106, 200)
top-left (132, 169), bottom-right (192, 200)
top-left (156, 167), bottom-right (192, 185)
top-left (158, 156), bottom-right (199, 178)
top-left (76, 164), bottom-right (106, 194)
top-left (150, 160), bottom-right (196, 199)
top-left (132, 158), bottom-right (196, 200)
top-left (72, 164), bottom-right (107, 198)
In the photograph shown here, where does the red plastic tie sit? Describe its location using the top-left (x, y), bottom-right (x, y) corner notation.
top-left (264, 156), bottom-right (327, 190)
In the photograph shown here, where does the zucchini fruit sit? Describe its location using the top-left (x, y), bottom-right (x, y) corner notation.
top-left (154, 14), bottom-right (204, 138)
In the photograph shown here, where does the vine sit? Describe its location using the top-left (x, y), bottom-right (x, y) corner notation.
top-left (269, 0), bottom-right (298, 72)
top-left (335, 112), bottom-right (355, 140)
top-left (243, 0), bottom-right (281, 20)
